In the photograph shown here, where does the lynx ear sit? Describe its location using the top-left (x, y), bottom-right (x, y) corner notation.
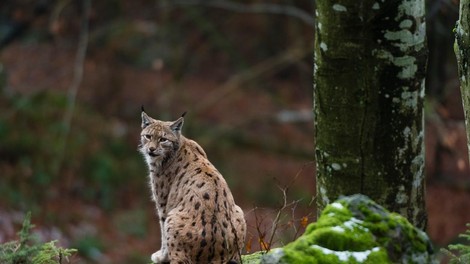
top-left (141, 110), bottom-right (154, 129)
top-left (170, 116), bottom-right (184, 132)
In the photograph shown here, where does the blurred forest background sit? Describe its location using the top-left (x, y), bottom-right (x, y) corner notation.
top-left (0, 0), bottom-right (469, 263)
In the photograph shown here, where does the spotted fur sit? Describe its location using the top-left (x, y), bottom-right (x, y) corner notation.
top-left (139, 111), bottom-right (246, 263)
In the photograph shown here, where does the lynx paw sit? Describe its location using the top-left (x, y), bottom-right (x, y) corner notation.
top-left (151, 250), bottom-right (169, 263)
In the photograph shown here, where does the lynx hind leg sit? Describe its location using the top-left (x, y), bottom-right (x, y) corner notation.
top-left (164, 212), bottom-right (194, 263)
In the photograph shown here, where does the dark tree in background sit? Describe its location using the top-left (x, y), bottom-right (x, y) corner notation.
top-left (314, 0), bottom-right (427, 229)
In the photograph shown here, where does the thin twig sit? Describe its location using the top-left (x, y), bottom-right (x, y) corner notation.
top-left (267, 187), bottom-right (287, 251)
top-left (266, 162), bottom-right (316, 249)
top-left (253, 206), bottom-right (268, 251)
top-left (295, 162), bottom-right (314, 184)
top-left (159, 0), bottom-right (315, 27)
top-left (290, 202), bottom-right (299, 239)
top-left (246, 162), bottom-right (315, 252)
top-left (55, 0), bottom-right (90, 173)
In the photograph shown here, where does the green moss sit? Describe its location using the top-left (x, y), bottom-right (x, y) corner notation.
top-left (261, 195), bottom-right (436, 264)
top-left (241, 251), bottom-right (266, 264)
top-left (268, 243), bottom-right (389, 264)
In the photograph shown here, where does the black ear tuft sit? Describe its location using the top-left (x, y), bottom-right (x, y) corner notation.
top-left (181, 111), bottom-right (187, 118)
top-left (141, 105), bottom-right (145, 112)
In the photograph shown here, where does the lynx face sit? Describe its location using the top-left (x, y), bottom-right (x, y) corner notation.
top-left (139, 112), bottom-right (183, 168)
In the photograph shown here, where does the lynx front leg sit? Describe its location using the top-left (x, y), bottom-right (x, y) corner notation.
top-left (151, 219), bottom-right (169, 263)
top-left (151, 251), bottom-right (169, 263)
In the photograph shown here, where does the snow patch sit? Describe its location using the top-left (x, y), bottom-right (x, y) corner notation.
top-left (311, 245), bottom-right (381, 262)
top-left (331, 226), bottom-right (345, 233)
top-left (343, 217), bottom-right (368, 232)
top-left (330, 202), bottom-right (344, 210)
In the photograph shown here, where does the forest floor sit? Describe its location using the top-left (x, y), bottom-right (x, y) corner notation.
top-left (1, 42), bottom-right (470, 263)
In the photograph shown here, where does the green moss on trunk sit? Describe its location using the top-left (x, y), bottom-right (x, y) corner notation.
top-left (455, 0), bottom-right (470, 160)
top-left (314, 0), bottom-right (427, 228)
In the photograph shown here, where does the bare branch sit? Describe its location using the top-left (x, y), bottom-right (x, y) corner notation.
top-left (246, 162), bottom-right (316, 251)
top-left (55, 0), bottom-right (90, 173)
top-left (159, 0), bottom-right (314, 27)
top-left (193, 45), bottom-right (311, 115)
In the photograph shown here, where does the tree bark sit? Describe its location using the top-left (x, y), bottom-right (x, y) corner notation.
top-left (314, 0), bottom-right (427, 229)
top-left (456, 0), bottom-right (470, 161)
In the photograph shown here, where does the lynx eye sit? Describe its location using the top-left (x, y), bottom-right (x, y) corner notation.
top-left (144, 134), bottom-right (152, 140)
top-left (159, 137), bottom-right (168, 143)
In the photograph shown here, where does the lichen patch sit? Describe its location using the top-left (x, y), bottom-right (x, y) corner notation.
top-left (332, 4), bottom-right (347, 12)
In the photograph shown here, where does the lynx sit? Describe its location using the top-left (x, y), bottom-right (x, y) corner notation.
top-left (139, 110), bottom-right (246, 263)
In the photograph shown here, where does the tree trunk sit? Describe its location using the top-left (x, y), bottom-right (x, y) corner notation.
top-left (456, 0), bottom-right (470, 161)
top-left (314, 0), bottom-right (427, 229)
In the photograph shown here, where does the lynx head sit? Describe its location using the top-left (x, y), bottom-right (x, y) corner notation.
top-left (139, 110), bottom-right (185, 168)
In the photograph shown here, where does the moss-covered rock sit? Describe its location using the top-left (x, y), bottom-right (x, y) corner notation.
top-left (241, 251), bottom-right (266, 264)
top-left (256, 194), bottom-right (436, 264)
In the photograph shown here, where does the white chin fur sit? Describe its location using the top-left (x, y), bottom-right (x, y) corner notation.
top-left (145, 155), bottom-right (162, 168)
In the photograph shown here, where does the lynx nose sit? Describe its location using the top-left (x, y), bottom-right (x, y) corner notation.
top-left (148, 147), bottom-right (158, 157)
